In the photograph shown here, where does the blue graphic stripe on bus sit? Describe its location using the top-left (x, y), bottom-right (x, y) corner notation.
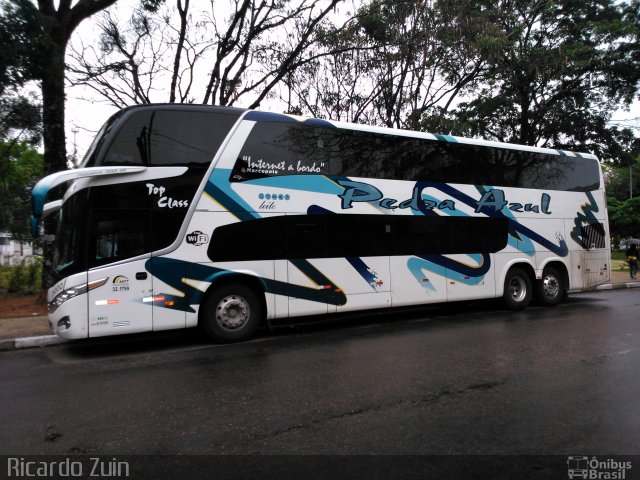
top-left (244, 111), bottom-right (336, 128)
top-left (288, 258), bottom-right (347, 304)
top-left (204, 168), bottom-right (259, 222)
top-left (244, 175), bottom-right (344, 195)
top-left (420, 254), bottom-right (490, 280)
top-left (570, 191), bottom-right (602, 248)
top-left (407, 257), bottom-right (438, 291)
top-left (345, 257), bottom-right (383, 291)
top-left (407, 254), bottom-right (489, 291)
top-left (474, 186), bottom-right (535, 255)
top-left (147, 258), bottom-right (347, 312)
top-left (434, 134), bottom-right (458, 143)
top-left (416, 182), bottom-right (568, 257)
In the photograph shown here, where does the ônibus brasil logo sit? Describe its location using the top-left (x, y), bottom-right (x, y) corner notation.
top-left (567, 456), bottom-right (632, 479)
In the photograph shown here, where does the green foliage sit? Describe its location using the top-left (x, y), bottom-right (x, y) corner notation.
top-left (605, 157), bottom-right (640, 200)
top-left (607, 196), bottom-right (640, 238)
top-left (0, 141), bottom-right (44, 240)
top-left (0, 257), bottom-right (42, 294)
top-left (448, 0), bottom-right (640, 163)
top-left (287, 0), bottom-right (639, 158)
top-left (0, 0), bottom-right (51, 89)
top-left (0, 94), bottom-right (42, 146)
top-left (1, 0), bottom-right (119, 175)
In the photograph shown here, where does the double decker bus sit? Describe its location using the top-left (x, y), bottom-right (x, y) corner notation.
top-left (31, 104), bottom-right (610, 342)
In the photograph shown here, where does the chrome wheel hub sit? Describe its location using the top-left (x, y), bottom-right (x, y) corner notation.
top-left (509, 276), bottom-right (527, 302)
top-left (216, 295), bottom-right (250, 331)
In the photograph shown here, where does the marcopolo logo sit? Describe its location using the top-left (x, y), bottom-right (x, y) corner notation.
top-left (567, 456), bottom-right (632, 479)
top-left (186, 230), bottom-right (209, 246)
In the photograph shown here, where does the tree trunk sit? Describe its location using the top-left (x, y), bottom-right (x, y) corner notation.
top-left (41, 49), bottom-right (68, 176)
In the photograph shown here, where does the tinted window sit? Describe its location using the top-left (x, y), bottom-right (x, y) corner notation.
top-left (286, 215), bottom-right (328, 259)
top-left (393, 216), bottom-right (508, 255)
top-left (231, 122), bottom-right (599, 191)
top-left (103, 111), bottom-right (153, 166)
top-left (329, 131), bottom-right (398, 179)
top-left (207, 214), bottom-right (507, 261)
top-left (53, 191), bottom-right (89, 279)
top-left (395, 138), bottom-right (457, 183)
top-left (231, 123), bottom-right (331, 181)
top-left (327, 214), bottom-right (391, 257)
top-left (394, 216), bottom-right (449, 255)
top-left (149, 169), bottom-right (203, 250)
top-left (150, 110), bottom-right (238, 166)
top-left (102, 108), bottom-right (240, 167)
top-left (81, 110), bottom-right (125, 167)
top-left (88, 210), bottom-right (150, 268)
top-left (88, 181), bottom-right (152, 210)
top-left (209, 216), bottom-right (286, 262)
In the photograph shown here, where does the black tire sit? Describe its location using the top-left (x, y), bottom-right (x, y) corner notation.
top-left (503, 267), bottom-right (532, 310)
top-left (535, 266), bottom-right (565, 306)
top-left (200, 283), bottom-right (263, 342)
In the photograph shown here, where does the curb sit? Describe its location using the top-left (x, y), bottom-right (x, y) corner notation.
top-left (594, 281), bottom-right (640, 291)
top-left (0, 335), bottom-right (68, 351)
top-left (1, 281), bottom-right (638, 351)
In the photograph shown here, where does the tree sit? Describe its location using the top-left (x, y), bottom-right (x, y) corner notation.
top-left (607, 196), bottom-right (640, 238)
top-left (67, 0), bottom-right (343, 109)
top-left (0, 2), bottom-right (43, 149)
top-left (606, 154), bottom-right (640, 201)
top-left (449, 0), bottom-right (640, 163)
top-left (0, 95), bottom-right (42, 147)
top-left (1, 0), bottom-right (120, 175)
top-left (281, 0), bottom-right (532, 132)
top-left (0, 141), bottom-right (44, 241)
top-left (0, 22), bottom-right (43, 238)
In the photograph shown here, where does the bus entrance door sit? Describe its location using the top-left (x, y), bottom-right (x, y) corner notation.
top-left (87, 260), bottom-right (153, 337)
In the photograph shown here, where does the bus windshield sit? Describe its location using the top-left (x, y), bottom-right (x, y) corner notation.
top-left (52, 191), bottom-right (87, 281)
top-left (79, 110), bottom-right (124, 168)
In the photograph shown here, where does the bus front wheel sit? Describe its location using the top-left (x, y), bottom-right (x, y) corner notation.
top-left (535, 266), bottom-right (565, 306)
top-left (503, 267), bottom-right (532, 310)
top-left (200, 283), bottom-right (263, 342)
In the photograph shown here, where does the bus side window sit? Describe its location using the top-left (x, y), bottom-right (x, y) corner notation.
top-left (286, 216), bottom-right (328, 259)
top-left (150, 111), bottom-right (238, 166)
top-left (89, 211), bottom-right (151, 268)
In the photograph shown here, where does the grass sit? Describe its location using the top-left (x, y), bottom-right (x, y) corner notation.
top-left (612, 250), bottom-right (630, 271)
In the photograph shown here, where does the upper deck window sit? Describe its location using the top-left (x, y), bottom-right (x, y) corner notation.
top-left (93, 108), bottom-right (240, 167)
top-left (231, 121), bottom-right (600, 191)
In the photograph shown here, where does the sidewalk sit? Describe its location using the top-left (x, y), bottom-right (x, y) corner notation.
top-left (0, 271), bottom-right (638, 351)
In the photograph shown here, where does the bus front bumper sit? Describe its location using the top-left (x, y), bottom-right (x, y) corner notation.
top-left (48, 297), bottom-right (89, 339)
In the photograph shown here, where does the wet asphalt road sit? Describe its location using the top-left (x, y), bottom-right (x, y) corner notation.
top-left (1, 289), bottom-right (639, 460)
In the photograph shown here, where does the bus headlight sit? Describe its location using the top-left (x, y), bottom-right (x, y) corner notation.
top-left (49, 277), bottom-right (109, 313)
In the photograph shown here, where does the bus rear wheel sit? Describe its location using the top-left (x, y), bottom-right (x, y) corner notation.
top-left (200, 283), bottom-right (263, 342)
top-left (535, 266), bottom-right (565, 306)
top-left (503, 267), bottom-right (532, 310)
